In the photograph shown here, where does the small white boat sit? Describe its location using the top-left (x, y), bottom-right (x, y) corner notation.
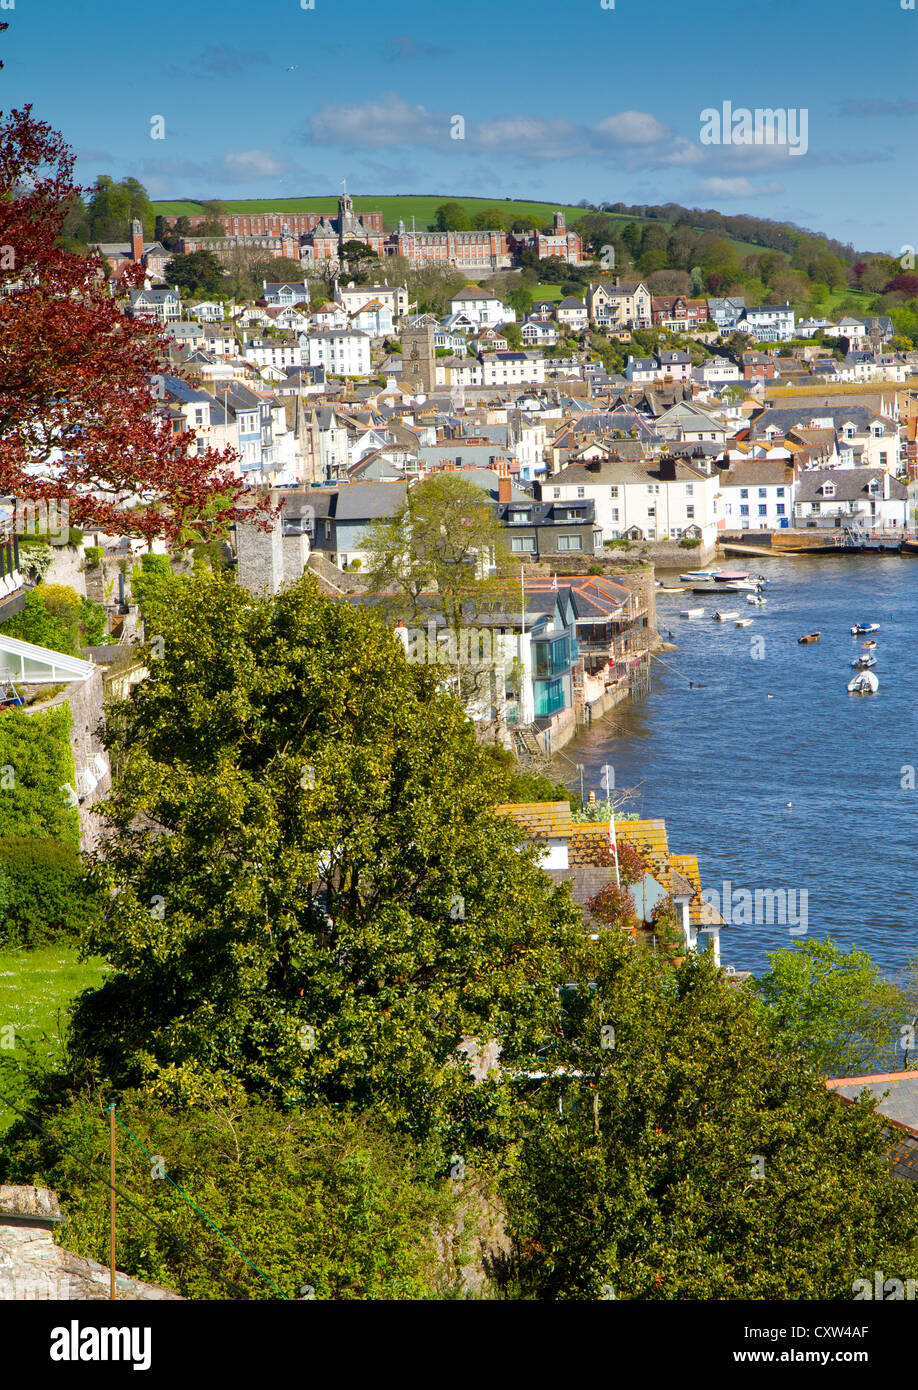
top-left (746, 594), bottom-right (766, 606)
top-left (712, 610), bottom-right (740, 621)
top-left (848, 670), bottom-right (879, 694)
top-left (680, 607), bottom-right (704, 618)
top-left (735, 618), bottom-right (753, 628)
top-left (851, 654), bottom-right (877, 669)
top-left (680, 570), bottom-right (718, 582)
top-left (850, 623), bottom-right (880, 635)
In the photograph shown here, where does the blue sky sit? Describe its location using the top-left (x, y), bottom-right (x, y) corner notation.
top-left (2, 0), bottom-right (915, 251)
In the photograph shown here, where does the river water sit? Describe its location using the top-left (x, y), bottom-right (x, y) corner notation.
top-left (554, 555), bottom-right (918, 979)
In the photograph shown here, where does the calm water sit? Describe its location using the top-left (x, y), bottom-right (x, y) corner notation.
top-left (555, 555), bottom-right (918, 978)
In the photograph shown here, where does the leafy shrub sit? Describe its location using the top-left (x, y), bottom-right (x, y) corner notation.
top-left (84, 546), bottom-right (105, 565)
top-left (0, 705), bottom-right (79, 847)
top-left (679, 536), bottom-right (702, 549)
top-left (4, 585), bottom-right (107, 654)
top-left (0, 836), bottom-right (101, 947)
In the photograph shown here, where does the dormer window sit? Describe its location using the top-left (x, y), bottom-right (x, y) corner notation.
top-left (820, 482), bottom-right (836, 497)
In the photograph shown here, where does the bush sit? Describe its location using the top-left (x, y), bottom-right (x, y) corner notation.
top-left (0, 705), bottom-right (79, 847)
top-left (0, 836), bottom-right (101, 948)
top-left (84, 546), bottom-right (104, 566)
top-left (3, 585), bottom-right (107, 654)
top-left (679, 536), bottom-right (702, 549)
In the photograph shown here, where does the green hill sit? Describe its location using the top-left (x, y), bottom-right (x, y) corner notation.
top-left (151, 194), bottom-right (763, 255)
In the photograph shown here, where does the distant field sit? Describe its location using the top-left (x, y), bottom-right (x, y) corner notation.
top-left (0, 944), bottom-right (108, 1135)
top-left (151, 194), bottom-right (766, 254)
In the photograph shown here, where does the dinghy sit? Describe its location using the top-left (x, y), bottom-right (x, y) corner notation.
top-left (680, 607), bottom-right (704, 618)
top-left (851, 654), bottom-right (877, 669)
top-left (712, 610), bottom-right (740, 621)
top-left (848, 670), bottom-right (879, 694)
top-left (735, 618), bottom-right (753, 628)
top-left (797, 633), bottom-right (820, 644)
top-left (851, 623), bottom-right (880, 635)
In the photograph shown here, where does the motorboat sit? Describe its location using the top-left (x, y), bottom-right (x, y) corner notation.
top-left (735, 618), bottom-right (753, 628)
top-left (797, 633), bottom-right (820, 644)
top-left (746, 594), bottom-right (766, 606)
top-left (692, 580), bottom-right (757, 594)
top-left (851, 654), bottom-right (877, 669)
top-left (850, 623), bottom-right (880, 635)
top-left (848, 670), bottom-right (879, 694)
top-left (680, 570), bottom-right (718, 581)
top-left (679, 607), bottom-right (704, 618)
top-left (713, 570), bottom-right (750, 582)
top-left (712, 610), bottom-right (740, 621)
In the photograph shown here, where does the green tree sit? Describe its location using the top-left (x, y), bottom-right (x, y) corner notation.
top-left (434, 201), bottom-right (472, 232)
top-left (502, 937), bottom-right (918, 1299)
top-left (506, 285), bottom-right (533, 319)
top-left (757, 938), bottom-right (914, 1077)
top-left (0, 1089), bottom-right (461, 1299)
top-left (360, 473), bottom-right (512, 633)
top-left (69, 571), bottom-right (580, 1148)
top-left (166, 250), bottom-right (226, 298)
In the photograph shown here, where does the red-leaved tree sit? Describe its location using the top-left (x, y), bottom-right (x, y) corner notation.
top-left (0, 95), bottom-right (268, 544)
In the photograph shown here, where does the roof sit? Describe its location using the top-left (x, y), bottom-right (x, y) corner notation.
top-left (494, 801), bottom-right (573, 838)
top-left (827, 1071), bottom-right (918, 1135)
top-left (795, 468), bottom-right (906, 502)
top-left (718, 460), bottom-right (794, 487)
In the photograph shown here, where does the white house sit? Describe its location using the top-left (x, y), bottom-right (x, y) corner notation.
top-left (793, 468), bottom-right (908, 530)
top-left (556, 296), bottom-right (588, 331)
top-left (347, 298), bottom-right (394, 338)
top-left (624, 356), bottom-right (659, 383)
top-left (303, 330), bottom-right (371, 378)
top-left (188, 301), bottom-right (226, 323)
top-left (741, 304), bottom-right (796, 342)
top-left (262, 281), bottom-right (310, 307)
top-left (540, 456), bottom-right (720, 545)
top-left (657, 351), bottom-right (692, 383)
top-left (480, 352), bottom-right (546, 387)
top-left (521, 318), bottom-right (559, 347)
top-left (312, 302), bottom-right (349, 331)
top-left (695, 355), bottom-right (741, 385)
top-left (718, 461), bottom-right (795, 530)
top-left (336, 281), bottom-right (409, 321)
top-left (448, 286), bottom-right (516, 328)
top-left (243, 339), bottom-right (304, 371)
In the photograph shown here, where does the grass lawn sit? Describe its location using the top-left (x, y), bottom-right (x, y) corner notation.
top-left (0, 944), bottom-right (109, 1135)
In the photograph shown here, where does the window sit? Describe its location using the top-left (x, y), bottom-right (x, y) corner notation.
top-left (609, 486), bottom-right (619, 498)
top-left (576, 486), bottom-right (585, 499)
top-left (758, 504), bottom-right (767, 516)
top-left (553, 488), bottom-right (561, 499)
top-left (776, 487), bottom-right (785, 497)
top-left (758, 488), bottom-right (767, 498)
top-left (740, 505), bottom-right (749, 516)
top-left (647, 484), bottom-right (654, 493)
top-left (647, 506), bottom-right (655, 518)
top-left (740, 488), bottom-right (749, 499)
top-left (685, 483), bottom-right (693, 495)
top-left (557, 535), bottom-right (583, 551)
top-left (610, 508), bottom-right (619, 522)
top-left (686, 505), bottom-right (695, 519)
top-left (510, 536), bottom-right (535, 553)
top-left (776, 504), bottom-right (785, 515)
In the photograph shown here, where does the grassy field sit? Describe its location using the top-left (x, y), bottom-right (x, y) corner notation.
top-left (0, 944), bottom-right (109, 1135)
top-left (151, 193), bottom-right (765, 254)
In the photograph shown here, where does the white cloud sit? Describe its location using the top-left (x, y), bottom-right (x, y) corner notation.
top-left (695, 177), bottom-right (784, 199)
top-left (222, 150), bottom-right (286, 179)
top-left (308, 92), bottom-right (446, 148)
top-left (595, 110), bottom-right (671, 145)
top-left (476, 116), bottom-right (585, 159)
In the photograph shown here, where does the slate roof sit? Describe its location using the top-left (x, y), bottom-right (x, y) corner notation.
top-left (795, 468), bottom-right (906, 503)
top-left (718, 461), bottom-right (795, 487)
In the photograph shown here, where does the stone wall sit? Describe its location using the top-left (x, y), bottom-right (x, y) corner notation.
top-left (25, 669), bottom-right (111, 853)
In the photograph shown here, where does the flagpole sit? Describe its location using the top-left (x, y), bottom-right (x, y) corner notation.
top-left (520, 563), bottom-right (525, 636)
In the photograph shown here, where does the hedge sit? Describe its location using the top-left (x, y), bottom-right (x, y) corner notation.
top-left (0, 836), bottom-right (101, 948)
top-left (0, 705), bottom-right (80, 848)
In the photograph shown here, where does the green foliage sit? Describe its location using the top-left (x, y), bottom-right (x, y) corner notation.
top-left (0, 705), bottom-right (79, 847)
top-left (757, 938), bottom-right (914, 1078)
top-left (0, 836), bottom-right (101, 948)
top-left (68, 572), bottom-right (581, 1149)
top-left (501, 937), bottom-right (918, 1299)
top-left (0, 1089), bottom-right (461, 1299)
top-left (166, 250), bottom-right (226, 298)
top-left (4, 585), bottom-right (106, 655)
top-left (84, 546), bottom-right (105, 566)
top-left (130, 554), bottom-right (173, 615)
top-left (481, 746), bottom-right (576, 809)
top-left (88, 176), bottom-right (154, 241)
top-left (678, 536), bottom-right (702, 549)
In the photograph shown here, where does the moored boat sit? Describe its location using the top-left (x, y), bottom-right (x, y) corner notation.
top-left (735, 618), bottom-right (753, 627)
top-left (797, 632), bottom-right (820, 644)
top-left (848, 670), bottom-right (879, 694)
top-left (851, 654), bottom-right (877, 669)
top-left (712, 610), bottom-right (740, 621)
top-left (680, 607), bottom-right (704, 618)
top-left (680, 570), bottom-right (718, 582)
top-left (746, 594), bottom-right (766, 606)
top-left (850, 623), bottom-right (880, 635)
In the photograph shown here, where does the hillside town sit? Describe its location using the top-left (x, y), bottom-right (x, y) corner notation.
top-left (5, 83), bottom-right (918, 1328)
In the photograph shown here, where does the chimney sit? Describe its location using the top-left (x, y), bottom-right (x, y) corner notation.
top-left (498, 476), bottom-right (512, 502)
top-left (586, 459), bottom-right (603, 473)
top-left (658, 457), bottom-right (678, 482)
top-left (130, 218), bottom-right (144, 262)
